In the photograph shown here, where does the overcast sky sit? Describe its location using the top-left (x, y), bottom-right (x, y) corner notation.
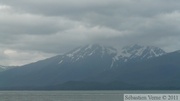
top-left (1, 0), bottom-right (180, 66)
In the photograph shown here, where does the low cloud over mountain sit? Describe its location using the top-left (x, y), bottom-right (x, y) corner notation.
top-left (1, 0), bottom-right (180, 65)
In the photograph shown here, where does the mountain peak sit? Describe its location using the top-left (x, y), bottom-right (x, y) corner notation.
top-left (63, 44), bottom-right (117, 63)
top-left (114, 44), bottom-right (166, 62)
top-left (83, 44), bottom-right (103, 51)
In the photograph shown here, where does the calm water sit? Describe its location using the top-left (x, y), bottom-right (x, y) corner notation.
top-left (0, 90), bottom-right (179, 101)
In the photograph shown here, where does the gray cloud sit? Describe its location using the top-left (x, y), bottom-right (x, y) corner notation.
top-left (1, 0), bottom-right (180, 66)
top-left (0, 7), bottom-right (76, 35)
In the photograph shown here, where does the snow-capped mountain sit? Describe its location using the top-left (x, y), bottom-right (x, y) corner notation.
top-left (57, 44), bottom-right (166, 68)
top-left (1, 44), bottom-right (176, 90)
top-left (66, 44), bottom-right (116, 58)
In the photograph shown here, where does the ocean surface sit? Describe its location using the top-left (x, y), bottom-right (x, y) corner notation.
top-left (0, 90), bottom-right (179, 101)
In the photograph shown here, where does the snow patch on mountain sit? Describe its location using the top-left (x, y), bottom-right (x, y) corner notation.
top-left (0, 65), bottom-right (6, 69)
top-left (58, 60), bottom-right (63, 64)
top-left (85, 44), bottom-right (93, 51)
top-left (0, 65), bottom-right (13, 72)
top-left (66, 48), bottom-right (81, 58)
top-left (113, 44), bottom-right (166, 61)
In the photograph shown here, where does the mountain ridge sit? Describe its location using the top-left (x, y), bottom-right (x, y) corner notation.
top-left (57, 44), bottom-right (166, 68)
top-left (0, 44), bottom-right (179, 90)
